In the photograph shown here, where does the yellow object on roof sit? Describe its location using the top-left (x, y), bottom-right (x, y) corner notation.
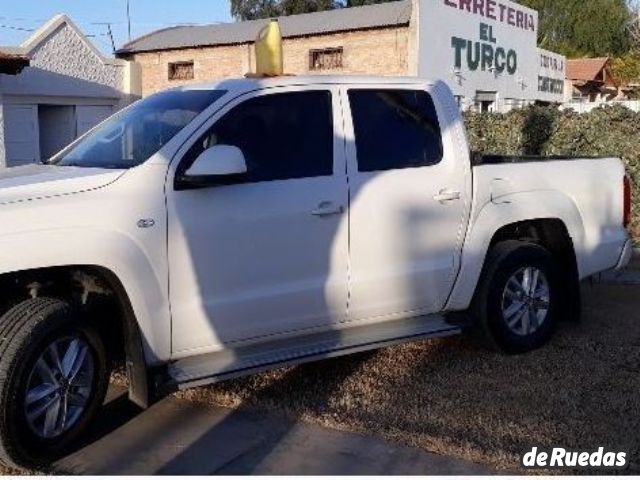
top-left (255, 19), bottom-right (283, 77)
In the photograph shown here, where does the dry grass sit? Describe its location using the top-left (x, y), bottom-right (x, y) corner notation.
top-left (0, 466), bottom-right (26, 475)
top-left (175, 283), bottom-right (640, 474)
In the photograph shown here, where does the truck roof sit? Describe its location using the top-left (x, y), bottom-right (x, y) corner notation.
top-left (179, 75), bottom-right (434, 96)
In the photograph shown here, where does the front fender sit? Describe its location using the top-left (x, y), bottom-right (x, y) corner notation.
top-left (446, 190), bottom-right (585, 311)
top-left (0, 228), bottom-right (170, 364)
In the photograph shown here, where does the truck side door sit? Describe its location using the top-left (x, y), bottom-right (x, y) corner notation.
top-left (166, 87), bottom-right (349, 355)
top-left (342, 85), bottom-right (471, 323)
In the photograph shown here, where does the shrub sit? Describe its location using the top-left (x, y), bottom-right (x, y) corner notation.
top-left (464, 104), bottom-right (640, 239)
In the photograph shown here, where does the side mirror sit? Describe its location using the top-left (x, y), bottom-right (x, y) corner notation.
top-left (178, 145), bottom-right (248, 189)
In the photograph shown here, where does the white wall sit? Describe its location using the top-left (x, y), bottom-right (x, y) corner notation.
top-left (563, 100), bottom-right (640, 114)
top-left (537, 48), bottom-right (565, 103)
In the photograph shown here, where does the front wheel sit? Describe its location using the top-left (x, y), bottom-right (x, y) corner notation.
top-left (0, 298), bottom-right (109, 469)
top-left (471, 240), bottom-right (562, 354)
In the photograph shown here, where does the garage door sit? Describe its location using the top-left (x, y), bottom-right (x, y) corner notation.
top-left (39, 105), bottom-right (76, 160)
top-left (76, 106), bottom-right (114, 136)
top-left (4, 105), bottom-right (39, 167)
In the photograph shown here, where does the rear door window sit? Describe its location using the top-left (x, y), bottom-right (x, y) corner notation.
top-left (348, 89), bottom-right (443, 173)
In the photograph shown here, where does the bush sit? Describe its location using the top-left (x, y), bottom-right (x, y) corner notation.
top-left (464, 104), bottom-right (640, 239)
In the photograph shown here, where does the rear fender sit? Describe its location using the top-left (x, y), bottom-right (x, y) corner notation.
top-left (446, 190), bottom-right (584, 311)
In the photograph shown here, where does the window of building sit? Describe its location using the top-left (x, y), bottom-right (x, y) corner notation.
top-left (168, 61), bottom-right (195, 81)
top-left (475, 91), bottom-right (497, 113)
top-left (309, 48), bottom-right (343, 71)
top-left (348, 89), bottom-right (443, 173)
top-left (180, 91), bottom-right (334, 183)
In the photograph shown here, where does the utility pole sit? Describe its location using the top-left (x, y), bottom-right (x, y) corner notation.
top-left (93, 22), bottom-right (116, 53)
top-left (126, 0), bottom-right (132, 41)
top-left (107, 23), bottom-right (116, 53)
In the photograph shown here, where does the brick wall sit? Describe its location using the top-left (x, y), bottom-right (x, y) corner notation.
top-left (128, 26), bottom-right (410, 96)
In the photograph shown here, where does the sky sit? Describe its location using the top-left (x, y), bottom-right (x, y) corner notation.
top-left (0, 0), bottom-right (233, 55)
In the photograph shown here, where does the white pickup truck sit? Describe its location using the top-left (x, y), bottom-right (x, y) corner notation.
top-left (0, 76), bottom-right (632, 468)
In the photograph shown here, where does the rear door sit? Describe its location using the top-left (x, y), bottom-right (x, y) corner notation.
top-left (342, 85), bottom-right (470, 322)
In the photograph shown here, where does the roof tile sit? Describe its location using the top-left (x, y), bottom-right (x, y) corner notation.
top-left (566, 57), bottom-right (610, 82)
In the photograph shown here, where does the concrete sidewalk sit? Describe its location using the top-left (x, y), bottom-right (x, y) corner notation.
top-left (55, 388), bottom-right (492, 475)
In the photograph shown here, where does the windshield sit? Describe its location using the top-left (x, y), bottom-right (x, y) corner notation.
top-left (51, 89), bottom-right (227, 169)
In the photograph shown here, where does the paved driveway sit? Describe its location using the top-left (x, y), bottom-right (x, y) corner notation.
top-left (55, 388), bottom-right (491, 475)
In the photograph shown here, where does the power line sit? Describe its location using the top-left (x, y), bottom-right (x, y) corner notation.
top-left (0, 16), bottom-right (46, 23)
top-left (0, 24), bottom-right (35, 32)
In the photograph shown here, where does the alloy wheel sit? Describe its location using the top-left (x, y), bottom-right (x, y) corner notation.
top-left (23, 336), bottom-right (95, 439)
top-left (501, 266), bottom-right (551, 337)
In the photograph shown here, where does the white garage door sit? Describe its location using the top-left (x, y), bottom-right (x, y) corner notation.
top-left (76, 106), bottom-right (114, 136)
top-left (4, 105), bottom-right (39, 167)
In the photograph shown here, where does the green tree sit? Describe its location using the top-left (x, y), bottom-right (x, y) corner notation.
top-left (231, 0), bottom-right (279, 21)
top-left (230, 0), bottom-right (399, 20)
top-left (519, 0), bottom-right (632, 57)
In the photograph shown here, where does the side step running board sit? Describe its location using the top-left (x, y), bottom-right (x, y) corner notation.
top-left (167, 315), bottom-right (461, 391)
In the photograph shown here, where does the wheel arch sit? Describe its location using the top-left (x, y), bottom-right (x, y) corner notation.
top-left (447, 200), bottom-right (582, 315)
top-left (0, 265), bottom-right (154, 408)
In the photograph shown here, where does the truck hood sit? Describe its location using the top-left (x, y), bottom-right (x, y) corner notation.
top-left (0, 164), bottom-right (126, 205)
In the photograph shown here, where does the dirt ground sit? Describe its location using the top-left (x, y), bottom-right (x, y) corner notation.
top-left (2, 282), bottom-right (639, 475)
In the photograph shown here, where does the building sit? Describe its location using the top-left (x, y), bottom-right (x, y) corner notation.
top-left (116, 1), bottom-right (413, 96)
top-left (116, 0), bottom-right (566, 112)
top-left (566, 57), bottom-right (620, 103)
top-left (0, 15), bottom-right (141, 168)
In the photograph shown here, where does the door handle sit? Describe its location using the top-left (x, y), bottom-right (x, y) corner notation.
top-left (433, 189), bottom-right (462, 204)
top-left (311, 202), bottom-right (344, 217)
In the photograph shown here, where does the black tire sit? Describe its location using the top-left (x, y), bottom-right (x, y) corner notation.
top-left (0, 297), bottom-right (109, 469)
top-left (471, 240), bottom-right (562, 354)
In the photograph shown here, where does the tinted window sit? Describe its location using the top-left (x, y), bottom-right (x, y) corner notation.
top-left (348, 89), bottom-right (443, 172)
top-left (53, 89), bottom-right (226, 169)
top-left (181, 91), bottom-right (333, 183)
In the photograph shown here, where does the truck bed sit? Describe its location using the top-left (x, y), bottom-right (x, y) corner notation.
top-left (469, 155), bottom-right (627, 280)
top-left (472, 153), bottom-right (612, 166)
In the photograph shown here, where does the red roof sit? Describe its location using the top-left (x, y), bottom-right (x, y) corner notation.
top-left (0, 52), bottom-right (30, 75)
top-left (566, 57), bottom-right (610, 82)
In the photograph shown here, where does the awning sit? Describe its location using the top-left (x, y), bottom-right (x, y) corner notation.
top-left (0, 53), bottom-right (30, 75)
top-left (475, 91), bottom-right (498, 102)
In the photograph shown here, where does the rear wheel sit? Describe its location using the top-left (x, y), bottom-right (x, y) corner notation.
top-left (471, 240), bottom-right (562, 353)
top-left (0, 298), bottom-right (109, 469)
